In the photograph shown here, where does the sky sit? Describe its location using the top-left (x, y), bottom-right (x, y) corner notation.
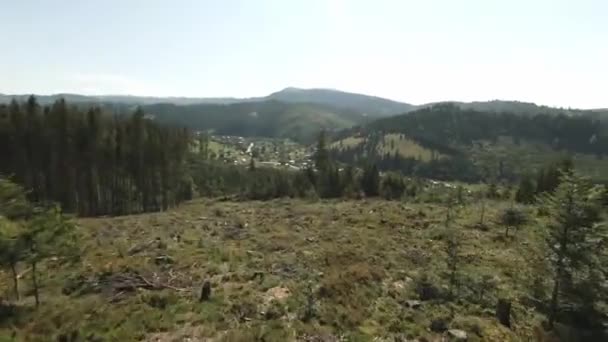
top-left (1, 0), bottom-right (607, 108)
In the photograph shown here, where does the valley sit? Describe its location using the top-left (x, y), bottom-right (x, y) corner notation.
top-left (1, 93), bottom-right (607, 342)
top-left (4, 1), bottom-right (608, 340)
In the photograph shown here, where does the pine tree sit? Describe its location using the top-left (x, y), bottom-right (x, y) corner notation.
top-left (21, 205), bottom-right (78, 307)
top-left (314, 130), bottom-right (330, 172)
top-left (381, 172), bottom-right (405, 200)
top-left (0, 218), bottom-right (26, 300)
top-left (515, 174), bottom-right (536, 204)
top-left (361, 163), bottom-right (380, 197)
top-left (539, 172), bottom-right (605, 327)
top-left (0, 98), bottom-right (192, 216)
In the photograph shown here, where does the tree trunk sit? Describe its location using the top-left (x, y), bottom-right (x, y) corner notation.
top-left (496, 298), bottom-right (512, 328)
top-left (549, 275), bottom-right (559, 328)
top-left (31, 261), bottom-right (39, 307)
top-left (10, 262), bottom-right (19, 300)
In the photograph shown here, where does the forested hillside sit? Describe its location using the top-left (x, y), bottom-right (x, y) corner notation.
top-left (331, 104), bottom-right (608, 182)
top-left (0, 97), bottom-right (193, 216)
top-left (266, 87), bottom-right (414, 117)
top-left (142, 100), bottom-right (364, 143)
top-left (425, 100), bottom-right (608, 117)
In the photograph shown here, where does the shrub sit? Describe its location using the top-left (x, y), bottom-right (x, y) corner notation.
top-left (498, 206), bottom-right (528, 237)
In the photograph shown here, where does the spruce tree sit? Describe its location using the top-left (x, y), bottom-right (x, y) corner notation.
top-left (539, 172), bottom-right (605, 327)
top-left (361, 163), bottom-right (380, 197)
top-left (515, 174), bottom-right (536, 204)
top-left (314, 130), bottom-right (330, 172)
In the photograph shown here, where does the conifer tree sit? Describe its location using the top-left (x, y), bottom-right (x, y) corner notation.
top-left (515, 174), bottom-right (536, 204)
top-left (361, 163), bottom-right (380, 197)
top-left (539, 172), bottom-right (605, 327)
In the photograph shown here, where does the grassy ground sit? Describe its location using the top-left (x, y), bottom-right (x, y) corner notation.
top-left (0, 198), bottom-right (548, 341)
top-left (331, 134), bottom-right (441, 162)
top-left (377, 134), bottom-right (441, 161)
top-left (331, 137), bottom-right (365, 150)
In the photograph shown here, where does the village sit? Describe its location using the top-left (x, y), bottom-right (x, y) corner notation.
top-left (206, 135), bottom-right (315, 170)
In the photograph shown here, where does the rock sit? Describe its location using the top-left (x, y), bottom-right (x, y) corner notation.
top-left (448, 329), bottom-right (468, 340)
top-left (264, 286), bottom-right (291, 303)
top-left (199, 281), bottom-right (211, 302)
top-left (405, 299), bottom-right (422, 309)
top-left (496, 298), bottom-right (512, 328)
top-left (392, 280), bottom-right (407, 290)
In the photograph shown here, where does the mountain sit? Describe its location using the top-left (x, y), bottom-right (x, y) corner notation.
top-left (142, 100), bottom-right (365, 143)
top-left (266, 87), bottom-right (415, 117)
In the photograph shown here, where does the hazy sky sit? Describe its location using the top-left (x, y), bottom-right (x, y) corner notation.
top-left (1, 0), bottom-right (606, 108)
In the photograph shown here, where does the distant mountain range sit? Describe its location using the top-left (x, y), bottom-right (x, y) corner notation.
top-left (4, 87), bottom-right (605, 117)
top-left (0, 93), bottom-right (241, 106)
top-left (2, 88), bottom-right (607, 143)
top-left (0, 87), bottom-right (414, 118)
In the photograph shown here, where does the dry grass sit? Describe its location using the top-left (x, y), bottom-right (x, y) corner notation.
top-left (0, 198), bottom-right (546, 341)
top-left (331, 137), bottom-right (365, 150)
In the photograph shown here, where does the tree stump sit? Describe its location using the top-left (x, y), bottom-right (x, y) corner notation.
top-left (496, 298), bottom-right (511, 328)
top-left (199, 281), bottom-right (211, 302)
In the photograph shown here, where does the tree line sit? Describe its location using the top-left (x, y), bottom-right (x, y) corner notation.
top-left (0, 96), bottom-right (193, 216)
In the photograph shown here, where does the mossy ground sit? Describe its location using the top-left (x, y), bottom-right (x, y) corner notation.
top-left (0, 197), bottom-right (548, 341)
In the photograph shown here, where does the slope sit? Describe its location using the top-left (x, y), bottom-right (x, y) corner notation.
top-left (143, 100), bottom-right (364, 143)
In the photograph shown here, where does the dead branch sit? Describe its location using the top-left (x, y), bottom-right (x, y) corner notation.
top-left (127, 239), bottom-right (159, 255)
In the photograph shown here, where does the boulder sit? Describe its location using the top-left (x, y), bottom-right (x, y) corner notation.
top-left (448, 329), bottom-right (468, 341)
top-left (405, 300), bottom-right (422, 309)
